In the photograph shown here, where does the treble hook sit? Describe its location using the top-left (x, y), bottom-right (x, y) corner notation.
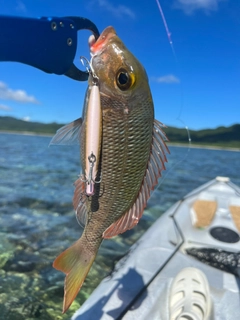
top-left (80, 152), bottom-right (101, 196)
top-left (87, 152), bottom-right (102, 184)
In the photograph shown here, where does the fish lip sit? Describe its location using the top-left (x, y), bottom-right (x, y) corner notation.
top-left (90, 26), bottom-right (116, 54)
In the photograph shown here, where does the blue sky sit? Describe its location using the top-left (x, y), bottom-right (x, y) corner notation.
top-left (0, 0), bottom-right (239, 130)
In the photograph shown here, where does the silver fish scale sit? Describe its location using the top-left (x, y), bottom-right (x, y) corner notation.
top-left (81, 93), bottom-right (154, 248)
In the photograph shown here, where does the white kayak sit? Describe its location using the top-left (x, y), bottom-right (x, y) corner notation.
top-left (72, 177), bottom-right (240, 320)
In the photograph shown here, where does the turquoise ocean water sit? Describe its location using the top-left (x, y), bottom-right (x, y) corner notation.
top-left (0, 132), bottom-right (239, 319)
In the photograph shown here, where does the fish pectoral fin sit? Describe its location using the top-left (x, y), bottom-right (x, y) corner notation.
top-left (103, 119), bottom-right (169, 239)
top-left (53, 238), bottom-right (96, 313)
top-left (49, 118), bottom-right (83, 145)
top-left (73, 178), bottom-right (88, 228)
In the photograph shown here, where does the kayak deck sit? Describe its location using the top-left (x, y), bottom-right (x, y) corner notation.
top-left (72, 177), bottom-right (240, 319)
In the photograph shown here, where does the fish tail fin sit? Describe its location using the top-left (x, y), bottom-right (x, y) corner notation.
top-left (53, 238), bottom-right (96, 313)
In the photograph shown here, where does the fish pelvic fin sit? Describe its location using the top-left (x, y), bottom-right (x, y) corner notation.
top-left (73, 178), bottom-right (88, 228)
top-left (53, 238), bottom-right (96, 313)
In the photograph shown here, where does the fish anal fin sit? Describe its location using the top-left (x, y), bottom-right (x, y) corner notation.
top-left (103, 119), bottom-right (169, 239)
top-left (53, 238), bottom-right (96, 313)
top-left (103, 210), bottom-right (139, 239)
top-left (73, 178), bottom-right (88, 228)
top-left (103, 194), bottom-right (145, 239)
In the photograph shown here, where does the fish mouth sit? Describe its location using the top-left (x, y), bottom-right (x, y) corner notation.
top-left (89, 26), bottom-right (116, 54)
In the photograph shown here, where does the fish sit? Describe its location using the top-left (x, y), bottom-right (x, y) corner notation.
top-left (50, 26), bottom-right (169, 313)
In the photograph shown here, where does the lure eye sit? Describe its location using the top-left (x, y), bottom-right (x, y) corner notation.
top-left (116, 68), bottom-right (135, 91)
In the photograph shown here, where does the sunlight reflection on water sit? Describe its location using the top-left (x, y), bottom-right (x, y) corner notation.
top-left (0, 133), bottom-right (239, 319)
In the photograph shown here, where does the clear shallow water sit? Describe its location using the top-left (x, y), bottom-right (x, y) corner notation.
top-left (0, 133), bottom-right (239, 319)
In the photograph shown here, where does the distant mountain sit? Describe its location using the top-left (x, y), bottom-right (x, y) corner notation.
top-left (165, 124), bottom-right (240, 148)
top-left (0, 116), bottom-right (63, 135)
top-left (0, 116), bottom-right (239, 148)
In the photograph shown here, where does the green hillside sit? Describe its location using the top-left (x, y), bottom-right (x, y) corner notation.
top-left (0, 116), bottom-right (239, 148)
top-left (164, 124), bottom-right (240, 148)
top-left (0, 116), bottom-right (63, 135)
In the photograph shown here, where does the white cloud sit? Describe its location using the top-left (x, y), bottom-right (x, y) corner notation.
top-left (23, 116), bottom-right (30, 122)
top-left (0, 81), bottom-right (39, 103)
top-left (95, 0), bottom-right (135, 19)
top-left (0, 104), bottom-right (12, 111)
top-left (153, 74), bottom-right (180, 84)
top-left (174, 0), bottom-right (225, 14)
top-left (16, 0), bottom-right (27, 12)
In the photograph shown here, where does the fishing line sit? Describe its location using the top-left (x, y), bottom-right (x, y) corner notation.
top-left (154, 0), bottom-right (192, 188)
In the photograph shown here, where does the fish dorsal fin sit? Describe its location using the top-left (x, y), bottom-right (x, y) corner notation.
top-left (103, 119), bottom-right (169, 239)
top-left (73, 178), bottom-right (88, 228)
top-left (49, 118), bottom-right (82, 145)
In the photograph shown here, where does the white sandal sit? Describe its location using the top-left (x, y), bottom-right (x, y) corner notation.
top-left (169, 267), bottom-right (211, 320)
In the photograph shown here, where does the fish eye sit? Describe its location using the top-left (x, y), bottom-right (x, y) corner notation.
top-left (116, 68), bottom-right (134, 91)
